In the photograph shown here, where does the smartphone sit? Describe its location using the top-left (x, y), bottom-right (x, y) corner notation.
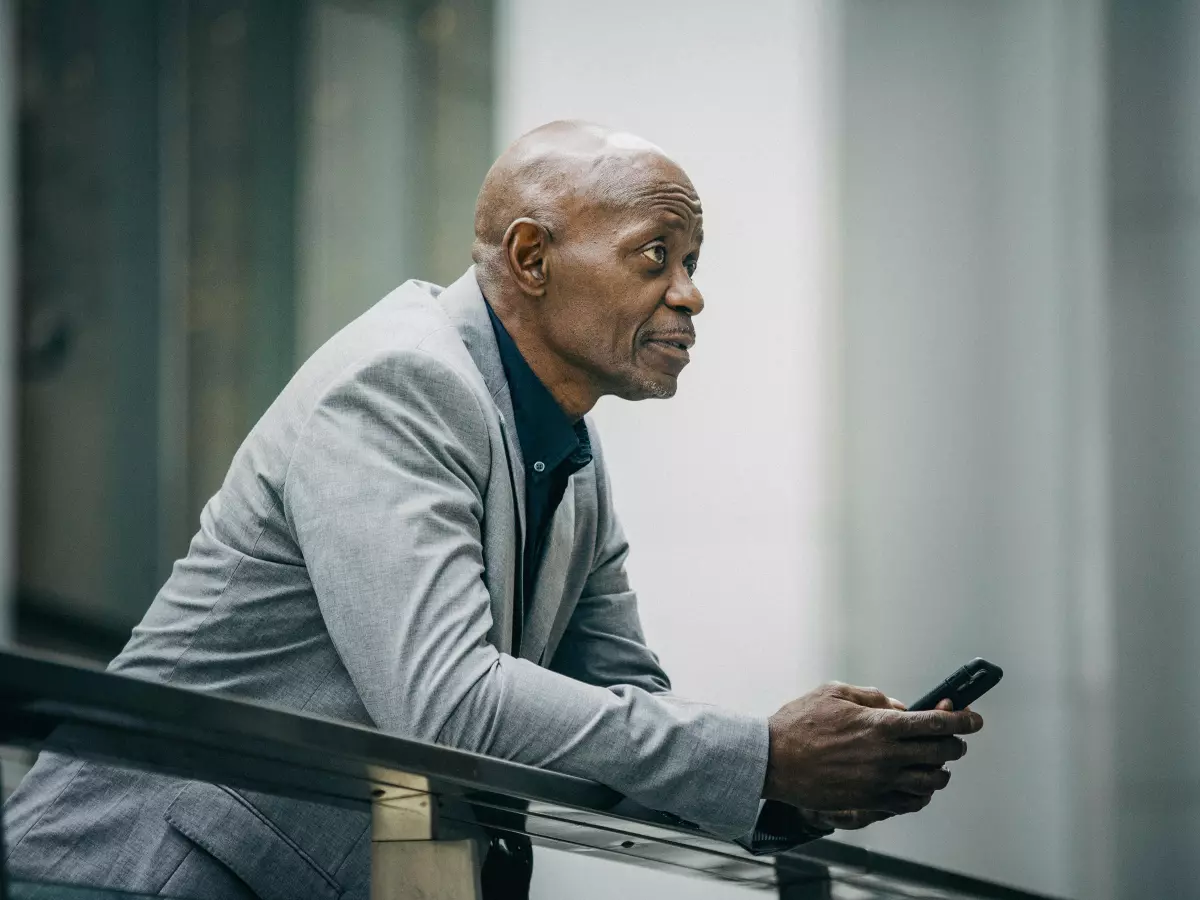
top-left (908, 657), bottom-right (1003, 712)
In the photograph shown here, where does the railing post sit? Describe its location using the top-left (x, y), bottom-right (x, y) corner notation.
top-left (777, 881), bottom-right (832, 900)
top-left (775, 856), bottom-right (832, 900)
top-left (370, 775), bottom-right (482, 900)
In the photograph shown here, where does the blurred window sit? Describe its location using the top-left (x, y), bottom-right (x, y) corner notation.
top-left (15, 0), bottom-right (494, 659)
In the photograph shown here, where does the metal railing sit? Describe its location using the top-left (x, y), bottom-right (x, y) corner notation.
top-left (0, 650), bottom-right (1056, 899)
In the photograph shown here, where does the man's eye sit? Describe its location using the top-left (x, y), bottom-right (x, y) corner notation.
top-left (642, 245), bottom-right (666, 266)
top-left (685, 259), bottom-right (698, 277)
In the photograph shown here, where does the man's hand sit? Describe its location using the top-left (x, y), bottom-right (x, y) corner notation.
top-left (762, 682), bottom-right (982, 815)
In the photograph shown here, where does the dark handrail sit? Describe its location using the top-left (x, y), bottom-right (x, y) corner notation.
top-left (0, 649), bottom-right (1058, 899)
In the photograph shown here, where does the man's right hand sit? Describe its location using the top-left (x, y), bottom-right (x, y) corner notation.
top-left (762, 682), bottom-right (983, 815)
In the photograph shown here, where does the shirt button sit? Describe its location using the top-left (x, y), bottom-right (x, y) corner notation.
top-left (533, 461), bottom-right (546, 473)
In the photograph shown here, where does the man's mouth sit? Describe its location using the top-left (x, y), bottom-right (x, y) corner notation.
top-left (643, 330), bottom-right (695, 351)
top-left (642, 333), bottom-right (694, 373)
top-left (648, 338), bottom-right (691, 352)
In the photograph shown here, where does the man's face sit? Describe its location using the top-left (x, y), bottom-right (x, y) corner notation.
top-left (538, 156), bottom-right (705, 401)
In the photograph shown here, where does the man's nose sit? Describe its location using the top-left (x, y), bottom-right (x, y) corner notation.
top-left (665, 270), bottom-right (704, 317)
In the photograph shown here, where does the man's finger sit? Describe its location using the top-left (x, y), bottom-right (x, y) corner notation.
top-left (832, 683), bottom-right (894, 709)
top-left (894, 766), bottom-right (951, 796)
top-left (889, 697), bottom-right (908, 711)
top-left (884, 708), bottom-right (983, 738)
top-left (895, 737), bottom-right (968, 767)
top-left (936, 698), bottom-right (953, 711)
top-left (873, 791), bottom-right (933, 815)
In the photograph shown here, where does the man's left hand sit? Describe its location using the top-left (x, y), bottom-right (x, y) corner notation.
top-left (798, 693), bottom-right (946, 833)
top-left (792, 692), bottom-right (970, 835)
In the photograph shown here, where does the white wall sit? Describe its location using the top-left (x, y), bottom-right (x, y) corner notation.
top-left (496, 1), bottom-right (840, 897)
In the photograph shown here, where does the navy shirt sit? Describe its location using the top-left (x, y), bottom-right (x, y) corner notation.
top-left (485, 302), bottom-right (592, 655)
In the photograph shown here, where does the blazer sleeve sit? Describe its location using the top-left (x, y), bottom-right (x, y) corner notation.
top-left (548, 427), bottom-right (673, 696)
top-left (283, 348), bottom-right (769, 839)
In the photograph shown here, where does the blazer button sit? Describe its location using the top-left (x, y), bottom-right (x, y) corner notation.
top-left (533, 461), bottom-right (546, 473)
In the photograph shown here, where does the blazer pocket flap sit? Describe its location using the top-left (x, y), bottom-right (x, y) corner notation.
top-left (165, 782), bottom-right (341, 900)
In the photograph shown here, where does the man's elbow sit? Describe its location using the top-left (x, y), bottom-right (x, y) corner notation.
top-left (426, 653), bottom-right (507, 753)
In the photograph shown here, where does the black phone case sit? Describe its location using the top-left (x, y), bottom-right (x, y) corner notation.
top-left (908, 658), bottom-right (1003, 712)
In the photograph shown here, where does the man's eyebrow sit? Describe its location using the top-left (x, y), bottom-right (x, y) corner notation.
top-left (618, 206), bottom-right (703, 244)
top-left (650, 216), bottom-right (703, 250)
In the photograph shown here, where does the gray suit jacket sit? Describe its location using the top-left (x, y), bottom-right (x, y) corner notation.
top-left (4, 269), bottom-right (769, 899)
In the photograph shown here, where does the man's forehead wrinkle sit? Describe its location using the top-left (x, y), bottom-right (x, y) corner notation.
top-left (647, 193), bottom-right (703, 218)
top-left (627, 179), bottom-right (702, 212)
top-left (637, 196), bottom-right (705, 236)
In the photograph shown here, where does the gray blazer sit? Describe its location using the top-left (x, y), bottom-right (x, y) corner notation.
top-left (4, 269), bottom-right (768, 899)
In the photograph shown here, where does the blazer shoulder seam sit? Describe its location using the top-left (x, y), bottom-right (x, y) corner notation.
top-left (280, 343), bottom-right (494, 528)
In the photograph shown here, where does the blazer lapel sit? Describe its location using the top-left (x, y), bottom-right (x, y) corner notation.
top-left (492, 381), bottom-right (529, 643)
top-left (492, 382), bottom-right (526, 534)
top-left (521, 484), bottom-right (575, 665)
top-left (440, 266), bottom-right (527, 531)
top-left (440, 268), bottom-right (527, 649)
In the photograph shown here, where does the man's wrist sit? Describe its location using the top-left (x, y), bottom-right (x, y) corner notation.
top-left (761, 711), bottom-right (786, 803)
top-left (736, 800), bottom-right (833, 857)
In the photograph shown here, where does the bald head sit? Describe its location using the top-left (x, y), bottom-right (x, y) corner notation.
top-left (472, 121), bottom-right (696, 285)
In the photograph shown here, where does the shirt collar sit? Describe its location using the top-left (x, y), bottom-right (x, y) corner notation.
top-left (485, 300), bottom-right (590, 477)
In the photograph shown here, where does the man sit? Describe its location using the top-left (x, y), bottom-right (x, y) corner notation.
top-left (4, 121), bottom-right (981, 899)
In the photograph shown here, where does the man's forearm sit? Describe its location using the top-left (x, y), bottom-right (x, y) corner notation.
top-left (433, 650), bottom-right (768, 839)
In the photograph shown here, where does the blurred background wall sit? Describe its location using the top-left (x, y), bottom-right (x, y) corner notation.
top-left (833, 2), bottom-right (1108, 897)
top-left (1108, 3), bottom-right (1200, 896)
top-left (3, 1), bottom-right (1200, 898)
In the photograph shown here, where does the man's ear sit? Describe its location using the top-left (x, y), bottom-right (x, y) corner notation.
top-left (503, 218), bottom-right (550, 297)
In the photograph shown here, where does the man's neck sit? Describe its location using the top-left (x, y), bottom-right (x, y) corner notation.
top-left (488, 300), bottom-right (598, 422)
